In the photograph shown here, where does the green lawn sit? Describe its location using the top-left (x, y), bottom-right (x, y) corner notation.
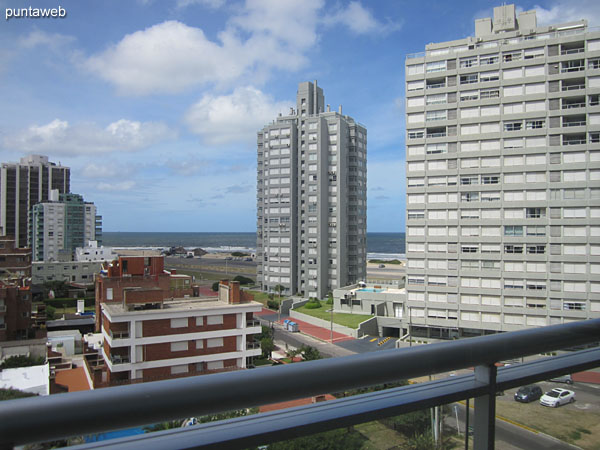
top-left (245, 290), bottom-right (275, 307)
top-left (295, 305), bottom-right (373, 329)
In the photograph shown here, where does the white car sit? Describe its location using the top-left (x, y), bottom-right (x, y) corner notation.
top-left (540, 388), bottom-right (575, 407)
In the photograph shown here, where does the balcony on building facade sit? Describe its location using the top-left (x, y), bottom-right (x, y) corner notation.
top-left (246, 319), bottom-right (261, 328)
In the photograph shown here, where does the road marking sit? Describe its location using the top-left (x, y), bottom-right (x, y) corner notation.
top-left (369, 338), bottom-right (378, 342)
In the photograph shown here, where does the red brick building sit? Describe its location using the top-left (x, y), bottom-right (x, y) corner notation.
top-left (99, 280), bottom-right (262, 386)
top-left (0, 236), bottom-right (33, 341)
top-left (95, 256), bottom-right (193, 331)
top-left (0, 236), bottom-right (31, 278)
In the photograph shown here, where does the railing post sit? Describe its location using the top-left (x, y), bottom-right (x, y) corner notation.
top-left (473, 364), bottom-right (496, 450)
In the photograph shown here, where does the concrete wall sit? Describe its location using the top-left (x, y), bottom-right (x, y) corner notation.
top-left (289, 309), bottom-right (358, 338)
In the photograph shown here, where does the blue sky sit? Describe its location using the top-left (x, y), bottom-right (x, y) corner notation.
top-left (1, 0), bottom-right (599, 232)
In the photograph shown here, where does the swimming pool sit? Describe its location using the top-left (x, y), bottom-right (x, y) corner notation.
top-left (357, 288), bottom-right (385, 293)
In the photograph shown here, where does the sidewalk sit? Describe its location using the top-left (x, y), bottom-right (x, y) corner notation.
top-left (255, 307), bottom-right (355, 344)
top-left (277, 317), bottom-right (355, 344)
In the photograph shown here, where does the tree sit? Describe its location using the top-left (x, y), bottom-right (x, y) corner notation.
top-left (267, 427), bottom-right (365, 450)
top-left (326, 291), bottom-right (333, 305)
top-left (260, 336), bottom-right (275, 359)
top-left (211, 281), bottom-right (220, 292)
top-left (259, 326), bottom-right (275, 359)
top-left (401, 433), bottom-right (436, 450)
top-left (143, 420), bottom-right (182, 433)
top-left (299, 345), bottom-right (322, 361)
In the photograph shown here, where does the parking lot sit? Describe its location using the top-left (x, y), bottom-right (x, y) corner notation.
top-left (498, 379), bottom-right (600, 412)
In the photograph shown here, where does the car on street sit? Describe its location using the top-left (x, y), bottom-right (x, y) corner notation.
top-left (514, 385), bottom-right (543, 403)
top-left (549, 374), bottom-right (573, 384)
top-left (540, 388), bottom-right (575, 407)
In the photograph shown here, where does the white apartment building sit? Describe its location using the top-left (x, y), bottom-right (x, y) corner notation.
top-left (101, 294), bottom-right (262, 385)
top-left (257, 81), bottom-right (367, 298)
top-left (405, 4), bottom-right (600, 338)
top-left (75, 240), bottom-right (117, 262)
top-left (30, 191), bottom-right (101, 262)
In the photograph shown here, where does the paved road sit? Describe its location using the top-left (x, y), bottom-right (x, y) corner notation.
top-left (451, 403), bottom-right (579, 450)
top-left (257, 314), bottom-right (355, 359)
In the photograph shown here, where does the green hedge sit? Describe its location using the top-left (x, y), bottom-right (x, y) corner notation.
top-left (43, 297), bottom-right (95, 309)
top-left (304, 299), bottom-right (321, 309)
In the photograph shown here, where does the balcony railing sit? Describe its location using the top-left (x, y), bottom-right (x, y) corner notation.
top-left (110, 355), bottom-right (130, 365)
top-left (560, 48), bottom-right (584, 55)
top-left (246, 319), bottom-right (261, 328)
top-left (563, 121), bottom-right (586, 127)
top-left (562, 84), bottom-right (585, 91)
top-left (562, 102), bottom-right (585, 109)
top-left (0, 319), bottom-right (599, 450)
top-left (563, 139), bottom-right (587, 145)
top-left (110, 331), bottom-right (130, 339)
top-left (246, 341), bottom-right (260, 350)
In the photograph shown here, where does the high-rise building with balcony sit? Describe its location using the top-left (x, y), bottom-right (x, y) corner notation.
top-left (257, 81), bottom-right (367, 298)
top-left (0, 155), bottom-right (70, 248)
top-left (29, 190), bottom-right (102, 262)
top-left (405, 4), bottom-right (600, 338)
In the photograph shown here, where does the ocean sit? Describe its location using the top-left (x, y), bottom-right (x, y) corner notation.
top-left (102, 232), bottom-right (405, 260)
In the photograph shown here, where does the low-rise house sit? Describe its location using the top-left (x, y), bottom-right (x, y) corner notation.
top-left (334, 284), bottom-right (407, 338)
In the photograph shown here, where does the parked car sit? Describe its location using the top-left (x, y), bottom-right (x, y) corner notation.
top-left (540, 388), bottom-right (575, 407)
top-left (549, 374), bottom-right (573, 384)
top-left (378, 264), bottom-right (385, 268)
top-left (514, 385), bottom-right (543, 403)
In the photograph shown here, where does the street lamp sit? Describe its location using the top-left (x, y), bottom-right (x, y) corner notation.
top-left (326, 309), bottom-right (333, 343)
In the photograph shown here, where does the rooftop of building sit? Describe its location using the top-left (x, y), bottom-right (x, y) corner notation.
top-left (103, 295), bottom-right (262, 317)
top-left (407, 3), bottom-right (595, 60)
top-left (336, 283), bottom-right (405, 295)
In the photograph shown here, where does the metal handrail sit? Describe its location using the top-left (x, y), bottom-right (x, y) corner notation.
top-left (0, 319), bottom-right (599, 447)
top-left (73, 349), bottom-right (600, 450)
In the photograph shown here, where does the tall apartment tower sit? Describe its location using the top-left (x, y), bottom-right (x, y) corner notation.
top-left (405, 4), bottom-right (600, 338)
top-left (30, 190), bottom-right (102, 262)
top-left (257, 81), bottom-right (367, 298)
top-left (0, 155), bottom-right (70, 248)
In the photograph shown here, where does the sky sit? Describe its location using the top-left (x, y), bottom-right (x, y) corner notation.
top-left (1, 0), bottom-right (599, 233)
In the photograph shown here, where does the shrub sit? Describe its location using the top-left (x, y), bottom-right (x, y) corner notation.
top-left (0, 355), bottom-right (46, 369)
top-left (211, 281), bottom-right (220, 292)
top-left (46, 305), bottom-right (56, 320)
top-left (267, 299), bottom-right (280, 310)
top-left (43, 297), bottom-right (95, 309)
top-left (233, 275), bottom-right (254, 285)
top-left (304, 299), bottom-right (321, 309)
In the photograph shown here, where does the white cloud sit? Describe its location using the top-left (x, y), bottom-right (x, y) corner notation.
top-left (81, 163), bottom-right (133, 179)
top-left (530, 1), bottom-right (600, 26)
top-left (84, 0), bottom-right (323, 95)
top-left (3, 119), bottom-right (173, 155)
top-left (231, 0), bottom-right (322, 50)
top-left (84, 0), bottom-right (391, 95)
top-left (164, 156), bottom-right (213, 176)
top-left (176, 0), bottom-right (225, 9)
top-left (18, 30), bottom-right (75, 50)
top-left (185, 86), bottom-right (291, 145)
top-left (97, 181), bottom-right (136, 192)
top-left (85, 21), bottom-right (244, 95)
top-left (323, 1), bottom-right (399, 34)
